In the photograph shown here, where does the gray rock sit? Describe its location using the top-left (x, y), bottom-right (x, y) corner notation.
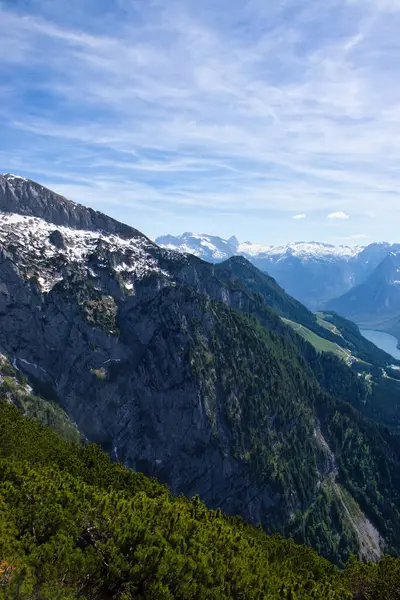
top-left (0, 174), bottom-right (149, 240)
top-left (49, 229), bottom-right (67, 249)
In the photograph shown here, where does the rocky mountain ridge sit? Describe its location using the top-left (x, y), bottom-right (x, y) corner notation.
top-left (1, 174), bottom-right (400, 564)
top-left (0, 173), bottom-right (146, 240)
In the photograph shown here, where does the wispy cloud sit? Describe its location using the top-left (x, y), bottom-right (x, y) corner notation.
top-left (1, 0), bottom-right (400, 243)
top-left (328, 212), bottom-right (350, 220)
top-left (340, 233), bottom-right (368, 240)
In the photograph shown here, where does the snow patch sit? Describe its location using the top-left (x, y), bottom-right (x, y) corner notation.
top-left (238, 241), bottom-right (363, 260)
top-left (3, 173), bottom-right (29, 182)
top-left (102, 358), bottom-right (121, 365)
top-left (0, 212), bottom-right (163, 290)
top-left (19, 358), bottom-right (47, 374)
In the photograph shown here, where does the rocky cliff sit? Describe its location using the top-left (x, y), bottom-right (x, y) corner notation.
top-left (1, 174), bottom-right (399, 564)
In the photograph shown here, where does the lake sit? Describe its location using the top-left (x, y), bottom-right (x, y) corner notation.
top-left (360, 329), bottom-right (400, 360)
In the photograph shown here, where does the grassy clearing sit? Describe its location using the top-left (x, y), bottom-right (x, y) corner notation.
top-left (316, 313), bottom-right (344, 338)
top-left (283, 318), bottom-right (351, 362)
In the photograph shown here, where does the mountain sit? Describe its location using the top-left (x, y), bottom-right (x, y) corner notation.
top-left (156, 231), bottom-right (310, 262)
top-left (328, 252), bottom-right (400, 330)
top-left (3, 402), bottom-right (400, 599)
top-left (213, 256), bottom-right (396, 366)
top-left (156, 232), bottom-right (400, 310)
top-left (0, 173), bottom-right (145, 239)
top-left (156, 232), bottom-right (362, 265)
top-left (156, 231), bottom-right (237, 261)
top-left (1, 174), bottom-right (400, 565)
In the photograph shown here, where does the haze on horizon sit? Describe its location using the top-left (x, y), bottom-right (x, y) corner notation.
top-left (1, 0), bottom-right (400, 246)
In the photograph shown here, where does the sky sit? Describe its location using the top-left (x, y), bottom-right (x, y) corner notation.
top-left (1, 0), bottom-right (400, 245)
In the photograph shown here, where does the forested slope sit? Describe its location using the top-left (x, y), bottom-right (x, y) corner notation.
top-left (1, 401), bottom-right (400, 600)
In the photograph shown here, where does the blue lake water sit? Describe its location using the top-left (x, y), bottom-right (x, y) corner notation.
top-left (360, 329), bottom-right (400, 360)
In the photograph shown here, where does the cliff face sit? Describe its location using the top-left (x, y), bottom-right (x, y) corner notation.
top-left (0, 220), bottom-right (294, 518)
top-left (0, 177), bottom-right (301, 523)
top-left (0, 174), bottom-right (146, 239)
top-left (0, 174), bottom-right (399, 564)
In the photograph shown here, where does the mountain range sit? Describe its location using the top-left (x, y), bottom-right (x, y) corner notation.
top-left (1, 173), bottom-right (400, 567)
top-left (157, 232), bottom-right (400, 338)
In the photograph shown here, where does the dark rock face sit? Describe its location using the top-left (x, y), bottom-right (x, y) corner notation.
top-left (0, 175), bottom-right (325, 531)
top-left (0, 174), bottom-right (147, 240)
top-left (0, 239), bottom-right (291, 526)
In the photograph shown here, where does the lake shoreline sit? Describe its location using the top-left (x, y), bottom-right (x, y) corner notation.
top-left (360, 329), bottom-right (400, 361)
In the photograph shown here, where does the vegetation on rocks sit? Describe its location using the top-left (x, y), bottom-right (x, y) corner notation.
top-left (84, 295), bottom-right (118, 334)
top-left (1, 401), bottom-right (400, 600)
top-left (0, 356), bottom-right (80, 444)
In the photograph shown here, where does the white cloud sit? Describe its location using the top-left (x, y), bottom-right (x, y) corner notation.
top-left (292, 213), bottom-right (307, 219)
top-left (327, 212), bottom-right (350, 220)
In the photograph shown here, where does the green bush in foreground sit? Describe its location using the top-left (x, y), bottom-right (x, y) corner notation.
top-left (0, 401), bottom-right (399, 599)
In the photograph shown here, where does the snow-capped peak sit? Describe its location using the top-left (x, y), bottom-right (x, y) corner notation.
top-left (0, 172), bottom-right (147, 241)
top-left (155, 233), bottom-right (364, 263)
top-left (3, 173), bottom-right (29, 182)
top-left (242, 241), bottom-right (363, 260)
top-left (156, 232), bottom-right (235, 261)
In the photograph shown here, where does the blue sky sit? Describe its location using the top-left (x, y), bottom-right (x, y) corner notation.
top-left (1, 0), bottom-right (400, 245)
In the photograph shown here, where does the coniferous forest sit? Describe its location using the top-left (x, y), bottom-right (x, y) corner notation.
top-left (1, 400), bottom-right (400, 600)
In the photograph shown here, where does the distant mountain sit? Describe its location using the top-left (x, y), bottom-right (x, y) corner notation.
top-left (156, 231), bottom-right (361, 264)
top-left (156, 232), bottom-right (237, 261)
top-left (328, 252), bottom-right (400, 329)
top-left (157, 232), bottom-right (400, 309)
top-left (2, 174), bottom-right (400, 564)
